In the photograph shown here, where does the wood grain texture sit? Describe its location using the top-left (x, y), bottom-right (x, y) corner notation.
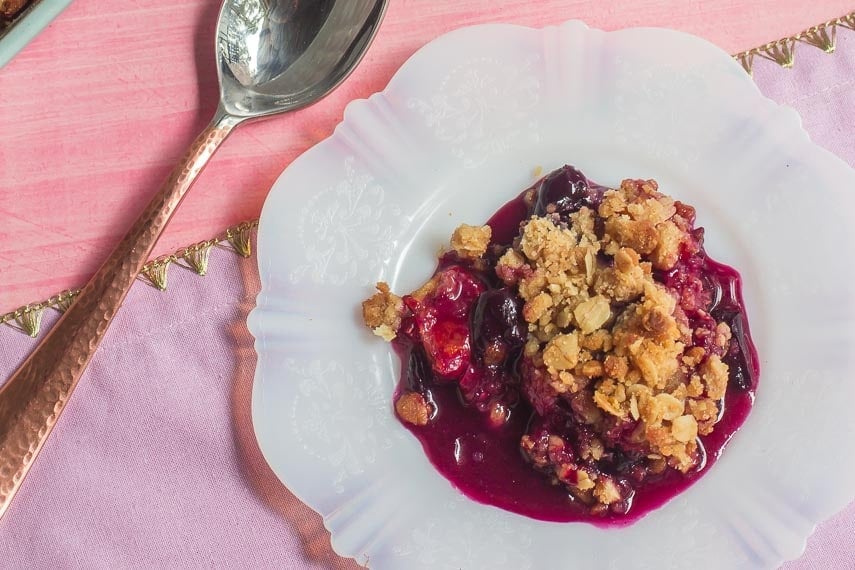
top-left (0, 0), bottom-right (851, 310)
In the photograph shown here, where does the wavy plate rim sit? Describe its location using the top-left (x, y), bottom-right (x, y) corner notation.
top-left (250, 20), bottom-right (855, 569)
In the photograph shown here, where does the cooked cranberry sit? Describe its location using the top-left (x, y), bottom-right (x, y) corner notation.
top-left (471, 288), bottom-right (526, 351)
top-left (407, 266), bottom-right (485, 379)
top-left (419, 316), bottom-right (470, 379)
top-left (430, 265), bottom-right (485, 319)
top-left (458, 364), bottom-right (517, 412)
top-left (533, 165), bottom-right (595, 217)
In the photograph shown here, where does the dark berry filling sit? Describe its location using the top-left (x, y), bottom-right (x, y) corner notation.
top-left (389, 166), bottom-right (758, 525)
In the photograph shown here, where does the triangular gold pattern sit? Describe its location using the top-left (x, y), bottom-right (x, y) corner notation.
top-left (180, 244), bottom-right (213, 276)
top-left (756, 39), bottom-right (796, 68)
top-left (800, 25), bottom-right (836, 53)
top-left (733, 11), bottom-right (853, 73)
top-left (738, 52), bottom-right (755, 74)
top-left (139, 260), bottom-right (170, 291)
top-left (51, 291), bottom-right (79, 313)
top-left (14, 307), bottom-right (44, 338)
top-left (226, 225), bottom-right (253, 258)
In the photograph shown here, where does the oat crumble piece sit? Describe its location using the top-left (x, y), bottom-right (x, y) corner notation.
top-left (593, 478), bottom-right (622, 505)
top-left (395, 392), bottom-right (432, 426)
top-left (361, 282), bottom-right (404, 341)
top-left (450, 223), bottom-right (492, 259)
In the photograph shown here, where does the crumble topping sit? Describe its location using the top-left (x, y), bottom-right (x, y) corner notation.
top-left (450, 224), bottom-right (492, 259)
top-left (360, 167), bottom-right (755, 519)
top-left (506, 179), bottom-right (730, 481)
top-left (362, 282), bottom-right (404, 341)
top-left (395, 392), bottom-right (432, 426)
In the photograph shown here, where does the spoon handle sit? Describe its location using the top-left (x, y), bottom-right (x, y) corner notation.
top-left (0, 108), bottom-right (242, 520)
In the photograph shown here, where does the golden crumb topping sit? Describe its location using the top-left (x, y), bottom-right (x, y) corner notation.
top-left (503, 179), bottom-right (730, 477)
top-left (450, 224), bottom-right (492, 259)
top-left (359, 173), bottom-right (745, 515)
top-left (361, 282), bottom-right (404, 341)
top-left (395, 391), bottom-right (432, 426)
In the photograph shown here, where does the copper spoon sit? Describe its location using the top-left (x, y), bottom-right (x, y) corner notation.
top-left (0, 0), bottom-right (387, 519)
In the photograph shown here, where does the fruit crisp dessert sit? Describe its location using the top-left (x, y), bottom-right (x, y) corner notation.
top-left (362, 165), bottom-right (758, 524)
top-left (1, 0), bottom-right (35, 37)
top-left (0, 0), bottom-right (32, 23)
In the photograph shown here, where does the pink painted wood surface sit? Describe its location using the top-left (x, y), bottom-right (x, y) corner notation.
top-left (0, 0), bottom-right (851, 311)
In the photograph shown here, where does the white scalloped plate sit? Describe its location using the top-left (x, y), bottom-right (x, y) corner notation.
top-left (249, 21), bottom-right (855, 569)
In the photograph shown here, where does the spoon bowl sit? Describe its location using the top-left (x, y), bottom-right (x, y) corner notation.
top-left (218, 0), bottom-right (387, 117)
top-left (0, 0), bottom-right (387, 520)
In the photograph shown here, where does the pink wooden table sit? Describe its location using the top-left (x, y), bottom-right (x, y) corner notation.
top-left (0, 0), bottom-right (852, 312)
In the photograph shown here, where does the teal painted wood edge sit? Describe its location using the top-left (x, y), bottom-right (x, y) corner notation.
top-left (0, 0), bottom-right (75, 69)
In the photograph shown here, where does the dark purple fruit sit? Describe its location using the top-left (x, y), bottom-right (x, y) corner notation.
top-left (720, 312), bottom-right (755, 391)
top-left (406, 346), bottom-right (432, 393)
top-left (534, 164), bottom-right (593, 217)
top-left (471, 288), bottom-right (526, 350)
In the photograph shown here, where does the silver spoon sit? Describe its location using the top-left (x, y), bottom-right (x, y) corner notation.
top-left (0, 0), bottom-right (388, 519)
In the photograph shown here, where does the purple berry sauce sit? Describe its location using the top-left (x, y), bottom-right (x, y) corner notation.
top-left (390, 167), bottom-right (759, 525)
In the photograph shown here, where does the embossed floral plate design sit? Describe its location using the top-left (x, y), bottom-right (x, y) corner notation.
top-left (249, 21), bottom-right (855, 569)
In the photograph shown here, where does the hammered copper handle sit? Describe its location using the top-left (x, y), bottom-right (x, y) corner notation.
top-left (0, 109), bottom-right (242, 519)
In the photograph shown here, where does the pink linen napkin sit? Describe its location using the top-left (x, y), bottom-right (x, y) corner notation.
top-left (1, 26), bottom-right (854, 570)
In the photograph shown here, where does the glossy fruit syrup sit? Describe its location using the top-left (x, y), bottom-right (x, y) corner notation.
top-left (391, 168), bottom-right (759, 526)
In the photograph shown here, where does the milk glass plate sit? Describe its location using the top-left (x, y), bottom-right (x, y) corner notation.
top-left (248, 21), bottom-right (855, 569)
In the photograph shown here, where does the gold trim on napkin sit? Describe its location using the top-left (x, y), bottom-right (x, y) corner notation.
top-left (0, 221), bottom-right (258, 337)
top-left (734, 11), bottom-right (855, 73)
